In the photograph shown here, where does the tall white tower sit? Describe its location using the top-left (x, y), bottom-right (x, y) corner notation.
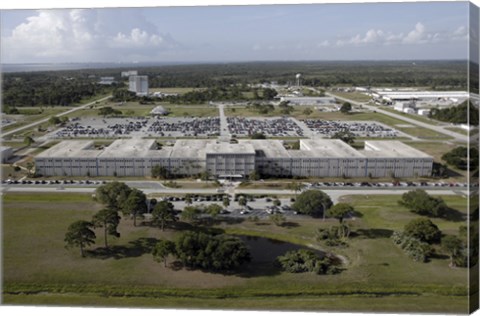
top-left (295, 73), bottom-right (302, 88)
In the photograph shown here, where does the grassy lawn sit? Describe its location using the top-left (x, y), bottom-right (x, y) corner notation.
top-left (1, 107), bottom-right (74, 133)
top-left (164, 105), bottom-right (218, 117)
top-left (445, 127), bottom-right (469, 135)
top-left (379, 106), bottom-right (441, 126)
top-left (2, 192), bottom-right (469, 313)
top-left (149, 87), bottom-right (205, 94)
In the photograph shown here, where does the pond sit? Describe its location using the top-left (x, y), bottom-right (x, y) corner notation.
top-left (236, 235), bottom-right (325, 263)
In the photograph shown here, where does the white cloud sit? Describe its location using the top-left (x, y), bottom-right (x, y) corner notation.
top-left (402, 22), bottom-right (426, 44)
top-left (1, 9), bottom-right (179, 63)
top-left (333, 23), bottom-right (468, 48)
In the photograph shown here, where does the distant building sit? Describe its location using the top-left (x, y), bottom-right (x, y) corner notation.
top-left (98, 77), bottom-right (115, 85)
top-left (417, 109), bottom-right (430, 116)
top-left (1, 146), bottom-right (13, 163)
top-left (35, 139), bottom-right (433, 179)
top-left (121, 70), bottom-right (138, 77)
top-left (279, 96), bottom-right (337, 106)
top-left (129, 75), bottom-right (149, 96)
top-left (150, 106), bottom-right (169, 116)
top-left (372, 89), bottom-right (469, 104)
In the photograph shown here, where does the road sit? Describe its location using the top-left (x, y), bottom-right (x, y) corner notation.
top-left (217, 102), bottom-right (231, 138)
top-left (328, 92), bottom-right (468, 143)
top-left (2, 95), bottom-right (112, 138)
top-left (1, 184), bottom-right (467, 204)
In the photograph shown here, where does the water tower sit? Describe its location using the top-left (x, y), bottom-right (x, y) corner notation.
top-left (295, 73), bottom-right (302, 87)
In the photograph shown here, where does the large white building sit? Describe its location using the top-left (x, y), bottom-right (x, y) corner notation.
top-left (279, 96), bottom-right (337, 106)
top-left (121, 70), bottom-right (138, 77)
top-left (35, 139), bottom-right (433, 179)
top-left (128, 75), bottom-right (149, 96)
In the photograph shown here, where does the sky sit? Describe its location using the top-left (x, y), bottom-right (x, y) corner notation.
top-left (0, 1), bottom-right (473, 63)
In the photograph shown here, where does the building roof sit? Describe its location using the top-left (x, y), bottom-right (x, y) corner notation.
top-left (205, 142), bottom-right (255, 155)
top-left (170, 139), bottom-right (211, 159)
top-left (36, 140), bottom-right (101, 159)
top-left (299, 139), bottom-right (365, 158)
top-left (362, 141), bottom-right (432, 158)
top-left (240, 140), bottom-right (290, 158)
top-left (99, 138), bottom-right (156, 158)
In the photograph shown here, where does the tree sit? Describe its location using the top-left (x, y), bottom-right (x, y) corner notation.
top-left (185, 194), bottom-right (193, 206)
top-left (292, 190), bottom-right (333, 217)
top-left (98, 106), bottom-right (122, 117)
top-left (262, 88), bottom-right (278, 100)
top-left (92, 208), bottom-right (121, 248)
top-left (276, 249), bottom-right (339, 275)
top-left (270, 213), bottom-right (286, 226)
top-left (48, 116), bottom-right (61, 125)
top-left (175, 231), bottom-right (251, 271)
top-left (340, 102), bottom-right (352, 114)
top-left (249, 170), bottom-right (260, 181)
top-left (238, 196), bottom-right (247, 207)
top-left (152, 240), bottom-right (176, 267)
top-left (222, 196), bottom-right (231, 208)
top-left (442, 146), bottom-right (478, 171)
top-left (152, 201), bottom-right (176, 230)
top-left (123, 188), bottom-right (147, 226)
top-left (273, 199), bottom-right (281, 207)
top-left (331, 130), bottom-right (355, 144)
top-left (26, 161), bottom-right (35, 177)
top-left (404, 218), bottom-right (442, 244)
top-left (303, 108), bottom-right (313, 116)
top-left (250, 132), bottom-right (266, 139)
top-left (441, 235), bottom-right (463, 267)
top-left (181, 206), bottom-right (202, 223)
top-left (24, 136), bottom-right (34, 146)
top-left (206, 203), bottom-right (223, 218)
top-left (95, 181), bottom-right (132, 210)
top-left (65, 220), bottom-right (96, 257)
top-left (200, 171), bottom-right (211, 181)
top-left (287, 182), bottom-right (303, 197)
top-left (399, 189), bottom-right (448, 217)
top-left (326, 203), bottom-right (354, 224)
top-left (151, 165), bottom-right (170, 179)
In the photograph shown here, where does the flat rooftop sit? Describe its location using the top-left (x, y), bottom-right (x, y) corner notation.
top-left (99, 138), bottom-right (156, 158)
top-left (206, 142), bottom-right (255, 155)
top-left (299, 139), bottom-right (365, 158)
top-left (240, 140), bottom-right (290, 158)
top-left (170, 139), bottom-right (211, 159)
top-left (36, 140), bottom-right (101, 159)
top-left (362, 141), bottom-right (432, 158)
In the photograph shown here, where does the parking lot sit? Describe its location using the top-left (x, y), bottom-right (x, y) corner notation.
top-left (302, 119), bottom-right (399, 138)
top-left (53, 117), bottom-right (221, 138)
top-left (227, 117), bottom-right (304, 137)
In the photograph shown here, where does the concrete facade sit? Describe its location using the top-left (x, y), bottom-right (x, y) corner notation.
top-left (1, 146), bottom-right (13, 163)
top-left (35, 139), bottom-right (433, 178)
top-left (128, 75), bottom-right (149, 96)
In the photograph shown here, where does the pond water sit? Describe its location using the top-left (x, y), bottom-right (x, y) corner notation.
top-left (236, 235), bottom-right (325, 263)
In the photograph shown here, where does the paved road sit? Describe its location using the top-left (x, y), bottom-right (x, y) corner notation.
top-left (2, 95), bottom-right (112, 138)
top-left (217, 102), bottom-right (231, 138)
top-left (1, 185), bottom-right (467, 204)
top-left (328, 92), bottom-right (468, 143)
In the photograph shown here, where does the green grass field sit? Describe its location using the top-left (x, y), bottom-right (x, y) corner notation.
top-left (1, 191), bottom-right (469, 312)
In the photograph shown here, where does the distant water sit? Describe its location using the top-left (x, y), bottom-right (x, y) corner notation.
top-left (1, 62), bottom-right (191, 73)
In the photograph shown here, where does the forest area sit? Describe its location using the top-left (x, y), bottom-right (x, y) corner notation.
top-left (2, 60), bottom-right (469, 112)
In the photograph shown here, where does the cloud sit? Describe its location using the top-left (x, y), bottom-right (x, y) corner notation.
top-left (1, 9), bottom-right (179, 63)
top-left (333, 23), bottom-right (468, 48)
top-left (402, 22), bottom-right (426, 44)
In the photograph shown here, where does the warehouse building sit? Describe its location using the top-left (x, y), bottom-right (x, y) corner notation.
top-left (35, 139), bottom-right (433, 178)
top-left (128, 75), bottom-right (149, 96)
top-left (1, 146), bottom-right (13, 163)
